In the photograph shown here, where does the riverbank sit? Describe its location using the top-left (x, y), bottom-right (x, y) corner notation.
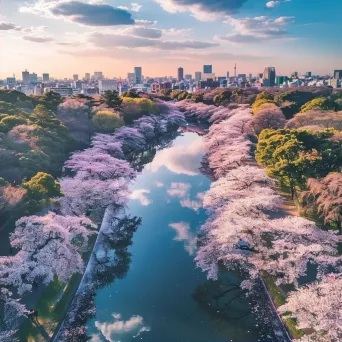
top-left (3, 108), bottom-right (185, 341)
top-left (175, 100), bottom-right (342, 342)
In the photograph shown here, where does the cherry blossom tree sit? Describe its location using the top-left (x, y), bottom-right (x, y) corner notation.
top-left (0, 287), bottom-right (28, 337)
top-left (306, 174), bottom-right (342, 232)
top-left (65, 149), bottom-right (136, 181)
top-left (279, 276), bottom-right (342, 341)
top-left (60, 177), bottom-right (130, 220)
top-left (112, 127), bottom-right (146, 152)
top-left (0, 213), bottom-right (96, 295)
top-left (250, 107), bottom-right (286, 135)
top-left (196, 106), bottom-right (342, 291)
top-left (91, 134), bottom-right (124, 158)
top-left (286, 110), bottom-right (342, 130)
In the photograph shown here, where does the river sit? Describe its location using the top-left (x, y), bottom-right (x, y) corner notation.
top-left (83, 131), bottom-right (270, 342)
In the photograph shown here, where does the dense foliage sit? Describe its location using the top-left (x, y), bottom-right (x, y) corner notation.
top-left (92, 110), bottom-right (124, 133)
top-left (256, 128), bottom-right (342, 196)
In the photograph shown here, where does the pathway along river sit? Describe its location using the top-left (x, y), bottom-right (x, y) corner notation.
top-left (80, 130), bottom-right (275, 342)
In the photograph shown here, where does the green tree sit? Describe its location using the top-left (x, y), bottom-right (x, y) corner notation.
top-left (23, 172), bottom-right (62, 201)
top-left (121, 90), bottom-right (140, 98)
top-left (101, 90), bottom-right (123, 110)
top-left (170, 90), bottom-right (182, 100)
top-left (252, 99), bottom-right (277, 114)
top-left (178, 91), bottom-right (189, 101)
top-left (32, 91), bottom-right (63, 112)
top-left (92, 110), bottom-right (124, 132)
top-left (213, 90), bottom-right (232, 106)
top-left (301, 97), bottom-right (339, 113)
top-left (0, 116), bottom-right (26, 133)
top-left (256, 128), bottom-right (342, 198)
top-left (255, 91), bottom-right (274, 102)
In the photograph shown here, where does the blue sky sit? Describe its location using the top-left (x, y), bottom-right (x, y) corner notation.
top-left (0, 0), bottom-right (341, 79)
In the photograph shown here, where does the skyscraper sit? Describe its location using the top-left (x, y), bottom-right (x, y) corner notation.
top-left (263, 67), bottom-right (276, 87)
top-left (178, 67), bottom-right (184, 81)
top-left (195, 72), bottom-right (202, 82)
top-left (226, 71), bottom-right (230, 79)
top-left (22, 70), bottom-right (30, 84)
top-left (42, 73), bottom-right (50, 82)
top-left (29, 73), bottom-right (38, 84)
top-left (134, 67), bottom-right (142, 84)
top-left (203, 65), bottom-right (212, 74)
top-left (85, 73), bottom-right (90, 81)
top-left (334, 70), bottom-right (342, 79)
top-left (94, 72), bottom-right (103, 80)
top-left (73, 74), bottom-right (79, 81)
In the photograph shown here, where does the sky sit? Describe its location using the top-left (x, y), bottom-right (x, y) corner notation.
top-left (0, 0), bottom-right (341, 79)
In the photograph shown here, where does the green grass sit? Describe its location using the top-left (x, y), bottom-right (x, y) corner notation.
top-left (262, 274), bottom-right (305, 340)
top-left (17, 235), bottom-right (97, 341)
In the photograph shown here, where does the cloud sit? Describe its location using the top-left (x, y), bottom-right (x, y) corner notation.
top-left (155, 0), bottom-right (248, 21)
top-left (23, 35), bottom-right (54, 42)
top-left (135, 19), bottom-right (158, 27)
top-left (169, 222), bottom-right (197, 255)
top-left (21, 0), bottom-right (135, 26)
top-left (218, 16), bottom-right (295, 43)
top-left (95, 313), bottom-right (150, 342)
top-left (130, 189), bottom-right (152, 206)
top-left (0, 22), bottom-right (22, 31)
top-left (266, 1), bottom-right (279, 7)
top-left (266, 0), bottom-right (291, 8)
top-left (148, 137), bottom-right (204, 175)
top-left (162, 28), bottom-right (193, 36)
top-left (89, 32), bottom-right (218, 50)
top-left (124, 26), bottom-right (162, 39)
top-left (167, 182), bottom-right (191, 198)
top-left (156, 181), bottom-right (164, 187)
top-left (118, 2), bottom-right (142, 13)
top-left (180, 192), bottom-right (204, 211)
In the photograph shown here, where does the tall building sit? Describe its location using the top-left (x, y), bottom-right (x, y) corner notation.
top-left (178, 67), bottom-right (184, 81)
top-left (306, 72), bottom-right (312, 78)
top-left (99, 80), bottom-right (118, 94)
top-left (226, 71), bottom-right (230, 79)
top-left (134, 67), bottom-right (142, 84)
top-left (263, 67), bottom-right (276, 87)
top-left (185, 74), bottom-right (192, 80)
top-left (22, 70), bottom-right (30, 84)
top-left (42, 73), bottom-right (50, 82)
top-left (203, 65), bottom-right (212, 74)
top-left (29, 73), bottom-right (38, 84)
top-left (334, 70), bottom-right (342, 79)
top-left (127, 73), bottom-right (135, 84)
top-left (195, 72), bottom-right (202, 82)
top-left (85, 73), bottom-right (90, 81)
top-left (94, 72), bottom-right (103, 81)
top-left (73, 74), bottom-right (79, 81)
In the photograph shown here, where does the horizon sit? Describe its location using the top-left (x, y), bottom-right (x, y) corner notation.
top-left (1, 0), bottom-right (342, 79)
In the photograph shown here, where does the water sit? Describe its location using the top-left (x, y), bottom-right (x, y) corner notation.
top-left (86, 132), bottom-right (264, 342)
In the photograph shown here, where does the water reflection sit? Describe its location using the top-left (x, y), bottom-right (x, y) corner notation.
top-left (147, 137), bottom-right (203, 176)
top-left (169, 222), bottom-right (198, 256)
top-left (58, 131), bottom-right (276, 342)
top-left (95, 313), bottom-right (151, 342)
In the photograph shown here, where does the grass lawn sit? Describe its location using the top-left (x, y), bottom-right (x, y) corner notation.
top-left (17, 274), bottom-right (82, 341)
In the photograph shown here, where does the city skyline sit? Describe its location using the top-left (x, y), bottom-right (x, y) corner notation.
top-left (1, 0), bottom-right (342, 79)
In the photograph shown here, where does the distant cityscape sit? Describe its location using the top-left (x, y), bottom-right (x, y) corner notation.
top-left (2, 65), bottom-right (342, 97)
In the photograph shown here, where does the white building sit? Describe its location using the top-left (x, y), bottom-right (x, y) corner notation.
top-left (99, 80), bottom-right (118, 94)
top-left (45, 87), bottom-right (73, 96)
top-left (94, 72), bottom-right (104, 80)
top-left (127, 73), bottom-right (135, 84)
top-left (201, 73), bottom-right (215, 81)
